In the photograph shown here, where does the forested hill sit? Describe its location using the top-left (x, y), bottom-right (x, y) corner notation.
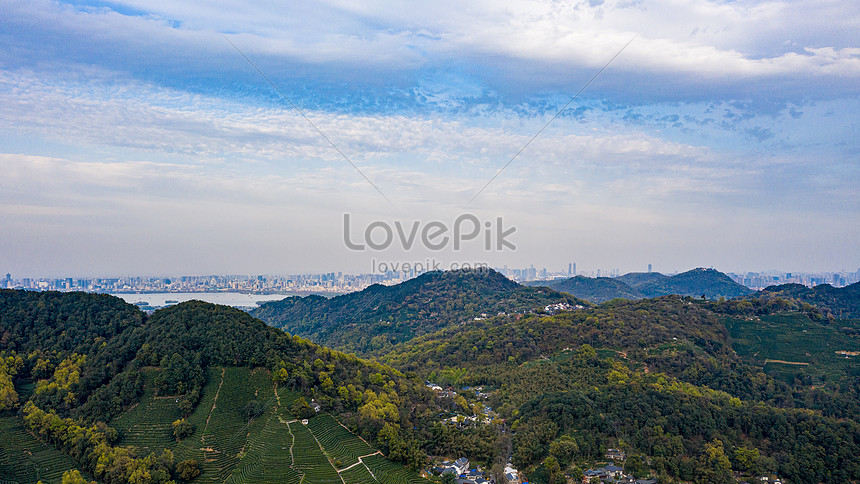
top-left (542, 276), bottom-right (645, 303)
top-left (381, 295), bottom-right (731, 375)
top-left (637, 267), bottom-right (753, 298)
top-left (614, 271), bottom-right (668, 288)
top-left (540, 268), bottom-right (751, 302)
top-left (251, 268), bottom-right (586, 354)
top-left (380, 295), bottom-right (860, 483)
top-left (0, 289), bottom-right (145, 356)
top-left (754, 281), bottom-right (860, 318)
top-left (0, 290), bottom-right (437, 484)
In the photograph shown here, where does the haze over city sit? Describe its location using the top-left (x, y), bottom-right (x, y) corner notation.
top-left (1, 0), bottom-right (858, 277)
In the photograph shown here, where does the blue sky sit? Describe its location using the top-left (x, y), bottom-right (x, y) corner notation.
top-left (1, 0), bottom-right (858, 277)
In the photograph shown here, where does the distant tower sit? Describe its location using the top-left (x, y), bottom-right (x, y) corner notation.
top-left (648, 264), bottom-right (652, 273)
top-left (568, 263), bottom-right (572, 275)
top-left (573, 263), bottom-right (577, 276)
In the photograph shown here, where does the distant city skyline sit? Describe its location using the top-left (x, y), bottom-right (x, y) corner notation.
top-left (1, 1), bottom-right (857, 277)
top-left (4, 265), bottom-right (858, 296)
top-left (3, 261), bottom-right (860, 279)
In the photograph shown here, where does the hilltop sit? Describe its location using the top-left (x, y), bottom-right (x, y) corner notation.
top-left (636, 267), bottom-right (752, 299)
top-left (541, 276), bottom-right (644, 303)
top-left (614, 271), bottom-right (668, 288)
top-left (540, 268), bottom-right (751, 303)
top-left (251, 268), bottom-right (586, 354)
top-left (754, 281), bottom-right (860, 319)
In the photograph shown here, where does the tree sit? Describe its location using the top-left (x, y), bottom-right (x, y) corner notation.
top-left (0, 371), bottom-right (18, 410)
top-left (172, 419), bottom-right (193, 441)
top-left (178, 398), bottom-right (194, 418)
top-left (291, 396), bottom-right (314, 419)
top-left (242, 400), bottom-right (264, 420)
top-left (734, 446), bottom-right (760, 474)
top-left (274, 367), bottom-right (289, 384)
top-left (175, 459), bottom-right (200, 480)
top-left (376, 422), bottom-right (403, 455)
top-left (624, 455), bottom-right (648, 479)
top-left (544, 455), bottom-right (563, 483)
top-left (697, 439), bottom-right (732, 484)
top-left (61, 470), bottom-right (94, 484)
top-left (0, 355), bottom-right (22, 411)
top-left (549, 435), bottom-right (578, 467)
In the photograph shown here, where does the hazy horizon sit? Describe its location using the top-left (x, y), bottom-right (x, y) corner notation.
top-left (5, 265), bottom-right (858, 282)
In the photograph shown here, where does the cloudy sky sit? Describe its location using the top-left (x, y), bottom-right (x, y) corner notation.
top-left (1, 0), bottom-right (858, 278)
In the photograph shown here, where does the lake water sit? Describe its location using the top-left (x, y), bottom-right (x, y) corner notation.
top-left (110, 292), bottom-right (291, 308)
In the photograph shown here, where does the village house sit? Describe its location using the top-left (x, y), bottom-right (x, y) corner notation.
top-left (605, 448), bottom-right (626, 461)
top-left (504, 463), bottom-right (521, 484)
top-left (583, 464), bottom-right (625, 482)
top-left (435, 457), bottom-right (470, 477)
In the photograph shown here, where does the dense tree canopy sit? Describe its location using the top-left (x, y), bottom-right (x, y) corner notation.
top-left (252, 268), bottom-right (587, 354)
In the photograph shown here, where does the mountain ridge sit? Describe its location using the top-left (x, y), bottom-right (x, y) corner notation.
top-left (637, 267), bottom-right (753, 298)
top-left (753, 281), bottom-right (860, 318)
top-left (251, 268), bottom-right (587, 353)
top-left (542, 267), bottom-right (753, 303)
top-left (541, 275), bottom-right (645, 303)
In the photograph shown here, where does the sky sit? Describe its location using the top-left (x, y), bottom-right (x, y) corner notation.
top-left (0, 0), bottom-right (858, 278)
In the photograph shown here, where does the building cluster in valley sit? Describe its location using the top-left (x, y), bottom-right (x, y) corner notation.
top-left (433, 457), bottom-right (523, 484)
top-left (582, 464), bottom-right (656, 483)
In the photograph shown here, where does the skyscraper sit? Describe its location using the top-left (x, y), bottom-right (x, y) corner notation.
top-left (648, 264), bottom-right (652, 273)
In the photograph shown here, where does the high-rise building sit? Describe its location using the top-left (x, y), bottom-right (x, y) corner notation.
top-left (568, 263), bottom-right (572, 275)
top-left (573, 262), bottom-right (576, 276)
top-left (648, 264), bottom-right (652, 273)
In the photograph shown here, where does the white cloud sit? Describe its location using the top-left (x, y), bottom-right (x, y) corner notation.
top-left (0, 69), bottom-right (714, 176)
top-left (4, 0), bottom-right (858, 98)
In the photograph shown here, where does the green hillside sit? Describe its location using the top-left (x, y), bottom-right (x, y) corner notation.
top-left (725, 311), bottom-right (860, 384)
top-left (615, 271), bottom-right (668, 288)
top-left (753, 281), bottom-right (860, 318)
top-left (638, 267), bottom-right (753, 299)
top-left (0, 417), bottom-right (92, 484)
top-left (0, 290), bottom-right (433, 484)
top-left (545, 276), bottom-right (644, 303)
top-left (381, 294), bottom-right (860, 483)
top-left (535, 270), bottom-right (750, 304)
top-left (251, 268), bottom-right (586, 354)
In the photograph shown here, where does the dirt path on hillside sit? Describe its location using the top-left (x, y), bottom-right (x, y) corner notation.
top-left (200, 367), bottom-right (226, 448)
top-left (764, 359), bottom-right (809, 366)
